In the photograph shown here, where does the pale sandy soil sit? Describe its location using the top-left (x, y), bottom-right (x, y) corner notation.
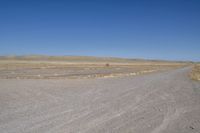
top-left (0, 67), bottom-right (200, 133)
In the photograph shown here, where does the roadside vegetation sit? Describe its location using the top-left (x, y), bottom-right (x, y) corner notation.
top-left (190, 65), bottom-right (200, 81)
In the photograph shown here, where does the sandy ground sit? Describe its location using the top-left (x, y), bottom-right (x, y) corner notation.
top-left (0, 67), bottom-right (200, 133)
top-left (0, 61), bottom-right (183, 79)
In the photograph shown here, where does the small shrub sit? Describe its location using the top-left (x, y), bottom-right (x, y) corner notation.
top-left (105, 63), bottom-right (110, 67)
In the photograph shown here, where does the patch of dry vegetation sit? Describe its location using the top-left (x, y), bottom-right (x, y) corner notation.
top-left (0, 56), bottom-right (188, 79)
top-left (190, 65), bottom-right (200, 81)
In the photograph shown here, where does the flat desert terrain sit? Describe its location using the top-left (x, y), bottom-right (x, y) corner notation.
top-left (0, 57), bottom-right (199, 133)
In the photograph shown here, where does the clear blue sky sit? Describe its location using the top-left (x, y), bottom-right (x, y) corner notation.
top-left (0, 0), bottom-right (200, 61)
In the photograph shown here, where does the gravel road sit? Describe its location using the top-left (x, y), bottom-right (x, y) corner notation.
top-left (0, 67), bottom-right (200, 133)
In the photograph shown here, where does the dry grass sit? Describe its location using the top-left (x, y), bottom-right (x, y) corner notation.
top-left (0, 57), bottom-right (188, 79)
top-left (190, 65), bottom-right (200, 81)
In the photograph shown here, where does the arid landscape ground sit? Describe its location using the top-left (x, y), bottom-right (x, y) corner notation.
top-left (0, 56), bottom-right (187, 79)
top-left (190, 65), bottom-right (200, 81)
top-left (0, 56), bottom-right (199, 133)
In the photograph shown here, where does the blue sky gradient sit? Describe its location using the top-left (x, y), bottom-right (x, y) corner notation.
top-left (0, 0), bottom-right (200, 61)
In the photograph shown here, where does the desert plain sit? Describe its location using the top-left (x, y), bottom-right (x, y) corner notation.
top-left (0, 56), bottom-right (200, 133)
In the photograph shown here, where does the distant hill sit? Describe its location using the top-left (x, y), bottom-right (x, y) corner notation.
top-left (0, 55), bottom-right (191, 63)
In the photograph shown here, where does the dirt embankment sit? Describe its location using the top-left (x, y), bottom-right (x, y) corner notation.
top-left (190, 65), bottom-right (200, 81)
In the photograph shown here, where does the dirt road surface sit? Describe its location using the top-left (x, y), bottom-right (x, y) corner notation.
top-left (0, 67), bottom-right (200, 133)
